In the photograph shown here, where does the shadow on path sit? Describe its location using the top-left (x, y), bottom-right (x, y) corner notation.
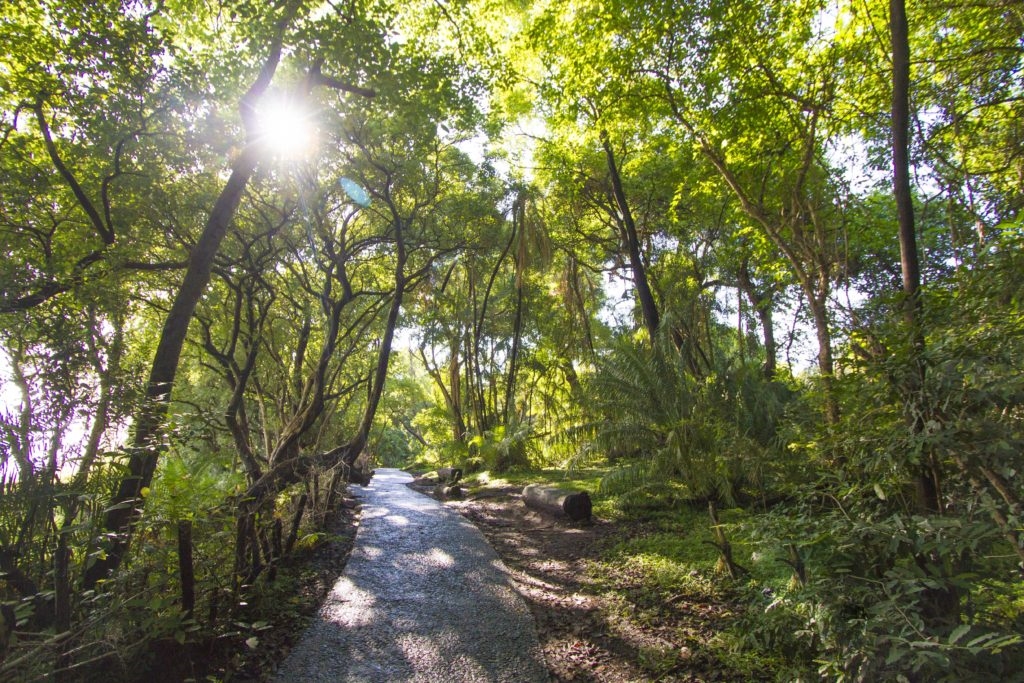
top-left (275, 468), bottom-right (548, 682)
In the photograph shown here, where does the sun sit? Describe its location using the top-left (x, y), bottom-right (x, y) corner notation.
top-left (255, 96), bottom-right (316, 160)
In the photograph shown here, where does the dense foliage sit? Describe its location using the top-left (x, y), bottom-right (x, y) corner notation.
top-left (1, 0), bottom-right (1021, 680)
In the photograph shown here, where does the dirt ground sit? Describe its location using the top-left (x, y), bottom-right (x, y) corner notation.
top-left (253, 479), bottom-right (747, 682)
top-left (434, 484), bottom-right (747, 683)
top-left (213, 500), bottom-right (361, 682)
top-left (443, 486), bottom-right (648, 682)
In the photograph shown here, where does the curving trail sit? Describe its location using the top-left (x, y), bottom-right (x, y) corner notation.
top-left (275, 468), bottom-right (548, 682)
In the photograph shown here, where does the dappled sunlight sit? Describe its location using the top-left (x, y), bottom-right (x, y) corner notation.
top-left (394, 629), bottom-right (493, 678)
top-left (324, 579), bottom-right (378, 628)
top-left (277, 468), bottom-right (546, 681)
top-left (424, 547), bottom-right (455, 568)
top-left (357, 544), bottom-right (384, 560)
top-left (360, 507), bottom-right (391, 521)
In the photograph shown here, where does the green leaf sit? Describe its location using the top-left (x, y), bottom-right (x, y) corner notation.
top-left (948, 624), bottom-right (970, 645)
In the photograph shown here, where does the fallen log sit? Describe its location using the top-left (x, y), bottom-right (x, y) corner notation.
top-left (434, 483), bottom-right (463, 500)
top-left (411, 474), bottom-right (438, 487)
top-left (522, 484), bottom-right (592, 522)
top-left (436, 467), bottom-right (463, 484)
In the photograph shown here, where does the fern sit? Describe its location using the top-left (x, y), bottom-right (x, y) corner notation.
top-left (570, 337), bottom-right (789, 505)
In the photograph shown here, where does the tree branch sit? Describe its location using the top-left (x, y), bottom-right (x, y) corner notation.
top-left (310, 62), bottom-right (377, 99)
top-left (33, 102), bottom-right (114, 244)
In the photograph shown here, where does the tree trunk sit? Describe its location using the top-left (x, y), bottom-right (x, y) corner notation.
top-left (737, 259), bottom-right (777, 379)
top-left (353, 222), bottom-right (407, 455)
top-left (892, 0), bottom-right (959, 626)
top-left (892, 0), bottom-right (921, 335)
top-left (233, 514), bottom-right (249, 593)
top-left (707, 501), bottom-right (745, 579)
top-left (83, 30), bottom-right (288, 589)
top-left (284, 493), bottom-right (308, 555)
top-left (466, 279), bottom-right (486, 434)
top-left (177, 520), bottom-right (195, 618)
top-left (241, 213), bottom-right (409, 504)
top-left (433, 483), bottom-right (464, 500)
top-left (223, 336), bottom-right (264, 484)
top-left (600, 130), bottom-right (660, 341)
top-left (891, 0), bottom-right (938, 515)
top-left (292, 314), bottom-right (312, 408)
top-left (53, 533), bottom-right (72, 679)
top-left (272, 518), bottom-right (283, 559)
top-left (449, 338), bottom-right (466, 441)
top-left (504, 284), bottom-right (524, 423)
top-left (419, 344), bottom-right (466, 442)
top-left (808, 292), bottom-right (839, 423)
top-left (663, 90), bottom-right (838, 419)
top-left (437, 467), bottom-right (463, 484)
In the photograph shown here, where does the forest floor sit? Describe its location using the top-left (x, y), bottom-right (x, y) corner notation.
top-left (232, 476), bottom-right (756, 682)
top-left (208, 500), bottom-right (362, 682)
top-left (436, 484), bottom-right (753, 682)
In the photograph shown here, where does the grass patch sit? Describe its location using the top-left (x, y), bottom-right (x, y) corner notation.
top-left (586, 504), bottom-right (795, 680)
top-left (450, 465), bottom-right (796, 678)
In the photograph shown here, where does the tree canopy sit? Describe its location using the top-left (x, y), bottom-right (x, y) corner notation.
top-left (1, 0), bottom-right (1023, 679)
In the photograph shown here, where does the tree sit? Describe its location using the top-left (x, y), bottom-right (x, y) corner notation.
top-left (86, 1), bottom-right (385, 587)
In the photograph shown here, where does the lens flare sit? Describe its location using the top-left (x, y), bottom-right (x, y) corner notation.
top-left (256, 97), bottom-right (315, 159)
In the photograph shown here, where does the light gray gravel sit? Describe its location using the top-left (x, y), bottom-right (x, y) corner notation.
top-left (275, 468), bottom-right (548, 682)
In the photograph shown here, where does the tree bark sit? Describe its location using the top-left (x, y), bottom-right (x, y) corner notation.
top-left (177, 520), bottom-right (195, 618)
top-left (522, 484), bottom-right (592, 522)
top-left (449, 338), bottom-right (466, 441)
top-left (436, 467), bottom-right (463, 484)
top-left (600, 130), bottom-right (660, 342)
top-left (84, 24), bottom-right (289, 590)
top-left (353, 221), bottom-right (407, 455)
top-left (284, 493), bottom-right (308, 555)
top-left (809, 291), bottom-right (839, 424)
top-left (241, 214), bottom-right (409, 505)
top-left (418, 344), bottom-right (466, 442)
top-left (891, 0), bottom-right (938, 514)
top-left (737, 259), bottom-right (777, 379)
top-left (659, 83), bottom-right (839, 419)
top-left (892, 0), bottom-right (921, 330)
top-left (53, 534), bottom-right (72, 679)
top-left (504, 283), bottom-right (524, 423)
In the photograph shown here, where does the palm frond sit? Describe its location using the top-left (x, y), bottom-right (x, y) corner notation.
top-left (570, 336), bottom-right (790, 505)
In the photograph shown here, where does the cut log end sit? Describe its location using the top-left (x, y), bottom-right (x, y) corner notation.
top-left (522, 484), bottom-right (592, 523)
top-left (434, 483), bottom-right (463, 500)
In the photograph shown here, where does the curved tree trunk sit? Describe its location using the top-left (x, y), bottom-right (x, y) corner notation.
top-left (600, 130), bottom-right (660, 342)
top-left (83, 27), bottom-right (289, 589)
top-left (241, 215), bottom-right (409, 505)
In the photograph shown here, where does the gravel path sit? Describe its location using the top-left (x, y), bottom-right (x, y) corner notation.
top-left (275, 468), bottom-right (548, 682)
